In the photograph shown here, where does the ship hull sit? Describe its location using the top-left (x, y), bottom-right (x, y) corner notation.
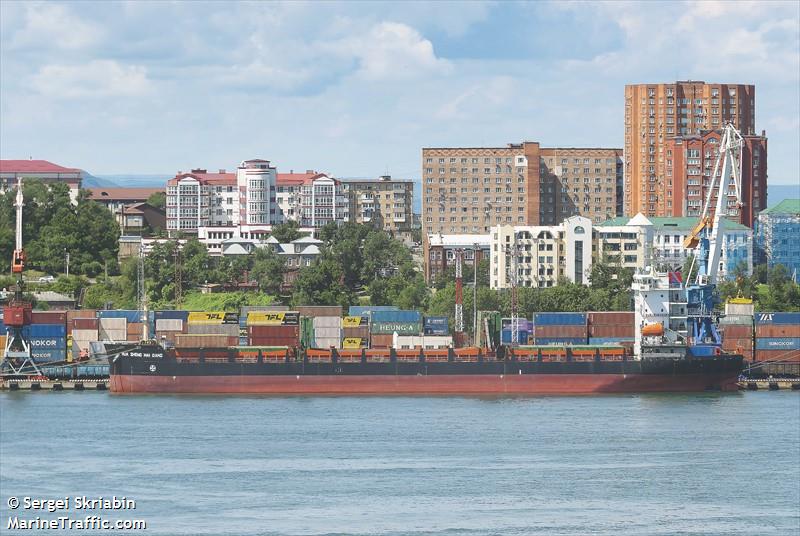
top-left (109, 355), bottom-right (743, 394)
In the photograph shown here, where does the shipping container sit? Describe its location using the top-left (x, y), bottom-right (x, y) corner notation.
top-left (313, 337), bottom-right (340, 349)
top-left (247, 325), bottom-right (300, 338)
top-left (66, 309), bottom-right (97, 321)
top-left (342, 337), bottom-right (367, 349)
top-left (98, 317), bottom-right (126, 331)
top-left (312, 316), bottom-right (342, 328)
top-left (534, 312), bottom-right (587, 326)
top-left (754, 349), bottom-right (800, 363)
top-left (31, 348), bottom-right (67, 363)
top-left (297, 306), bottom-right (343, 318)
top-left (755, 325), bottom-right (800, 338)
top-left (424, 316), bottom-right (449, 327)
top-left (394, 334), bottom-right (452, 349)
top-left (370, 310), bottom-right (423, 323)
top-left (501, 330), bottom-right (531, 344)
top-left (588, 337), bottom-right (634, 345)
top-left (342, 316), bottom-right (368, 328)
top-left (314, 327), bottom-right (342, 339)
top-left (424, 326), bottom-right (449, 336)
top-left (535, 325), bottom-right (588, 338)
top-left (187, 312), bottom-right (239, 325)
top-left (534, 337), bottom-right (587, 345)
top-left (248, 337), bottom-right (298, 347)
top-left (721, 324), bottom-right (753, 338)
top-left (755, 312), bottom-right (800, 325)
top-left (719, 314), bottom-right (754, 325)
top-left (187, 324), bottom-right (239, 336)
top-left (587, 312), bottom-right (634, 325)
top-left (155, 319), bottom-right (184, 332)
top-left (73, 318), bottom-right (99, 330)
top-left (23, 324), bottom-right (66, 338)
top-left (97, 310), bottom-right (142, 323)
top-left (100, 329), bottom-right (127, 341)
top-left (588, 324), bottom-right (634, 338)
top-left (754, 338), bottom-right (800, 351)
top-left (370, 322), bottom-right (422, 335)
top-left (0, 335), bottom-right (5, 358)
top-left (349, 306), bottom-right (398, 316)
top-left (501, 319), bottom-right (533, 331)
top-left (29, 337), bottom-right (67, 350)
top-left (246, 311), bottom-right (300, 326)
top-left (72, 328), bottom-right (99, 341)
top-left (154, 310), bottom-right (190, 321)
top-left (343, 326), bottom-right (370, 339)
top-left (369, 334), bottom-right (393, 349)
top-left (31, 311), bottom-right (67, 324)
top-left (174, 334), bottom-right (238, 348)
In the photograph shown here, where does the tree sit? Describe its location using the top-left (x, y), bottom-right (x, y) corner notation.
top-left (271, 221), bottom-right (302, 243)
top-left (250, 247), bottom-right (285, 295)
top-left (147, 191), bottom-right (166, 210)
top-left (292, 257), bottom-right (352, 306)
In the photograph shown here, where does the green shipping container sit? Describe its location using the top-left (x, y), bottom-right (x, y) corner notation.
top-left (370, 322), bottom-right (422, 335)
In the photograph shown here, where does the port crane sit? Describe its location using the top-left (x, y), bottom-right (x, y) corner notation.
top-left (2, 178), bottom-right (40, 376)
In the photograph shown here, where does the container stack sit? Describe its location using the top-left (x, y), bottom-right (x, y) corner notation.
top-left (501, 318), bottom-right (533, 345)
top-left (588, 312), bottom-right (634, 345)
top-left (25, 311), bottom-right (67, 363)
top-left (370, 310), bottom-right (422, 348)
top-left (97, 310), bottom-right (141, 341)
top-left (754, 312), bottom-right (800, 364)
top-left (423, 316), bottom-right (449, 335)
top-left (174, 312), bottom-right (239, 347)
top-left (720, 314), bottom-right (754, 362)
top-left (342, 316), bottom-right (369, 348)
top-left (312, 316), bottom-right (342, 348)
top-left (173, 334), bottom-right (238, 348)
top-left (297, 306), bottom-right (343, 318)
top-left (246, 311), bottom-right (300, 346)
top-left (71, 318), bottom-right (99, 355)
top-left (533, 313), bottom-right (588, 345)
top-left (154, 310), bottom-right (188, 346)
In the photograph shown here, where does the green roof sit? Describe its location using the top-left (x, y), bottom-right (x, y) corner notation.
top-left (760, 198), bottom-right (800, 215)
top-left (599, 215), bottom-right (749, 231)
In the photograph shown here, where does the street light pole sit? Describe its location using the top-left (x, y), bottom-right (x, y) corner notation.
top-left (65, 249), bottom-right (70, 278)
top-left (473, 243), bottom-right (478, 345)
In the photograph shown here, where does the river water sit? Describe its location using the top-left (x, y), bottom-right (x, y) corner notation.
top-left (1, 392), bottom-right (798, 535)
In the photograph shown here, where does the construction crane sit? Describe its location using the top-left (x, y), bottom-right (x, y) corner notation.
top-left (682, 122), bottom-right (744, 286)
top-left (2, 178), bottom-right (40, 376)
top-left (454, 249), bottom-right (464, 347)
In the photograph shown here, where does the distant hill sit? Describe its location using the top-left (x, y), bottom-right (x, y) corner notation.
top-left (767, 184), bottom-right (799, 208)
top-left (93, 174), bottom-right (170, 187)
top-left (82, 173), bottom-right (119, 188)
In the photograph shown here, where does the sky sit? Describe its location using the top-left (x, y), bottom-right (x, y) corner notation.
top-left (1, 1), bottom-right (798, 191)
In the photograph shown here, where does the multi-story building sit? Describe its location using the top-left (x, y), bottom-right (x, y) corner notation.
top-left (344, 175), bottom-right (414, 235)
top-left (89, 187), bottom-right (163, 216)
top-left (667, 130), bottom-right (767, 227)
top-left (755, 199), bottom-right (800, 278)
top-left (423, 233), bottom-right (491, 283)
top-left (597, 215), bottom-right (753, 279)
top-left (421, 143), bottom-right (622, 237)
top-left (624, 81), bottom-right (756, 218)
top-left (0, 159), bottom-right (84, 203)
top-left (166, 167), bottom-right (238, 235)
top-left (490, 216), bottom-right (593, 289)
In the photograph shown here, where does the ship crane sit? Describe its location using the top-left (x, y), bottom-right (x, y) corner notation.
top-left (2, 178), bottom-right (41, 376)
top-left (454, 249), bottom-right (464, 347)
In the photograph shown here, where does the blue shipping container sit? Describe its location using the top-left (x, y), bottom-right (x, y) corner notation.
top-left (534, 313), bottom-right (587, 326)
top-left (97, 310), bottom-right (143, 323)
top-left (424, 316), bottom-right (449, 327)
top-left (371, 310), bottom-right (422, 323)
top-left (29, 337), bottom-right (67, 350)
top-left (755, 337), bottom-right (800, 350)
top-left (154, 310), bottom-right (189, 321)
top-left (424, 327), bottom-right (449, 336)
top-left (349, 306), bottom-right (399, 316)
top-left (502, 319), bottom-right (533, 331)
top-left (22, 324), bottom-right (66, 338)
top-left (501, 330), bottom-right (531, 344)
top-left (534, 337), bottom-right (586, 345)
top-left (589, 337), bottom-right (632, 345)
top-left (31, 348), bottom-right (67, 362)
top-left (755, 312), bottom-right (800, 325)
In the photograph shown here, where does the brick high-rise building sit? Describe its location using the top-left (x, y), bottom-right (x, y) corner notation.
top-left (421, 143), bottom-right (622, 236)
top-left (667, 130), bottom-right (767, 227)
top-left (624, 81), bottom-right (756, 218)
top-left (343, 175), bottom-right (414, 236)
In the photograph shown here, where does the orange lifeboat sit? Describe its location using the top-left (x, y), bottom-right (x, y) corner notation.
top-left (641, 323), bottom-right (664, 337)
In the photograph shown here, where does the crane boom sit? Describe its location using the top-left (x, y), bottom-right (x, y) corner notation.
top-left (12, 178), bottom-right (25, 274)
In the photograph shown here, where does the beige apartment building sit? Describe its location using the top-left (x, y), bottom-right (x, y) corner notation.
top-left (624, 81), bottom-right (756, 218)
top-left (344, 175), bottom-right (414, 236)
top-left (421, 143), bottom-right (622, 236)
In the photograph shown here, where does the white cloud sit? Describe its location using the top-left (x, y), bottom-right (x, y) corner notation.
top-left (11, 2), bottom-right (104, 50)
top-left (30, 60), bottom-right (152, 98)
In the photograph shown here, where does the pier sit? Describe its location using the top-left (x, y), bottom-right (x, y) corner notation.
top-left (738, 378), bottom-right (800, 391)
top-left (2, 379), bottom-right (108, 391)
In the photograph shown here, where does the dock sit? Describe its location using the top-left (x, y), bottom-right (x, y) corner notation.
top-left (2, 379), bottom-right (109, 391)
top-left (738, 378), bottom-right (800, 391)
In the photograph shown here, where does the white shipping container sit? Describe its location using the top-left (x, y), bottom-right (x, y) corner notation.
top-left (155, 319), bottom-right (183, 332)
top-left (314, 337), bottom-right (340, 349)
top-left (314, 327), bottom-right (342, 339)
top-left (393, 334), bottom-right (452, 349)
top-left (187, 324), bottom-right (239, 336)
top-left (100, 329), bottom-right (127, 341)
top-left (313, 316), bottom-right (342, 329)
top-left (99, 317), bottom-right (126, 331)
top-left (72, 329), bottom-right (99, 341)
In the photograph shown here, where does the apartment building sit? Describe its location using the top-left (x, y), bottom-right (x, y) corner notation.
top-left (424, 234), bottom-right (491, 283)
top-left (276, 172), bottom-right (349, 228)
top-left (624, 81), bottom-right (756, 218)
top-left (0, 159), bottom-right (84, 203)
top-left (667, 130), bottom-right (767, 227)
top-left (421, 143), bottom-right (622, 237)
top-left (490, 216), bottom-right (593, 289)
top-left (344, 175), bottom-right (414, 235)
top-left (755, 199), bottom-right (800, 278)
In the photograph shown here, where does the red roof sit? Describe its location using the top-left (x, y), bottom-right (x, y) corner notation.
top-left (170, 171), bottom-right (236, 186)
top-left (0, 159), bottom-right (81, 174)
top-left (277, 172), bottom-right (334, 186)
top-left (88, 187), bottom-right (162, 201)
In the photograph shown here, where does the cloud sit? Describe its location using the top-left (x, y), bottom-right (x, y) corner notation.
top-left (30, 60), bottom-right (152, 98)
top-left (10, 2), bottom-right (104, 50)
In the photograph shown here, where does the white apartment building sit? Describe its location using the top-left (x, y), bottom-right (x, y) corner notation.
top-left (490, 216), bottom-right (593, 289)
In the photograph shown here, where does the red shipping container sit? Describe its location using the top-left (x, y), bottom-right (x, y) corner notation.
top-left (248, 337), bottom-right (298, 347)
top-left (588, 312), bottom-right (634, 325)
top-left (722, 337), bottom-right (753, 351)
top-left (174, 334), bottom-right (237, 348)
top-left (31, 311), bottom-right (67, 324)
top-left (722, 324), bottom-right (752, 338)
top-left (370, 334), bottom-right (393, 348)
top-left (754, 349), bottom-right (800, 363)
top-left (73, 318), bottom-right (99, 330)
top-left (247, 326), bottom-right (299, 338)
top-left (588, 324), bottom-right (635, 338)
top-left (3, 305), bottom-right (32, 327)
top-left (67, 309), bottom-right (97, 320)
top-left (296, 306), bottom-right (343, 318)
top-left (755, 324), bottom-right (800, 338)
top-left (343, 326), bottom-right (370, 339)
top-left (127, 322), bottom-right (144, 335)
top-left (535, 325), bottom-right (588, 338)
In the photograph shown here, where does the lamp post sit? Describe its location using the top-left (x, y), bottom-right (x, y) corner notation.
top-left (473, 243), bottom-right (478, 345)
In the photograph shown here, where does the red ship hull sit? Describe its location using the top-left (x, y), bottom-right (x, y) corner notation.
top-left (110, 372), bottom-right (741, 395)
